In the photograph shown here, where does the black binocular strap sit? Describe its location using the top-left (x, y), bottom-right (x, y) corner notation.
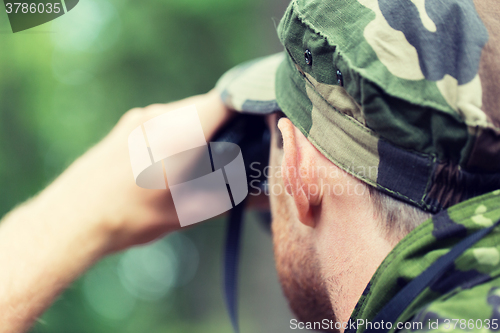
top-left (223, 199), bottom-right (246, 333)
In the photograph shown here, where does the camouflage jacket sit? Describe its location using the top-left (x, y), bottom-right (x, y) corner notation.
top-left (349, 190), bottom-right (500, 333)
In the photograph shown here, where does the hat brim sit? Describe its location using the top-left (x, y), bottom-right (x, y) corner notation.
top-left (215, 52), bottom-right (284, 114)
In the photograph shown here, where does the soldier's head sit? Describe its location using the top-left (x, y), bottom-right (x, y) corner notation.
top-left (217, 0), bottom-right (500, 327)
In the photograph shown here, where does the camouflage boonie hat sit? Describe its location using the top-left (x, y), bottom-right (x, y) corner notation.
top-left (216, 0), bottom-right (500, 213)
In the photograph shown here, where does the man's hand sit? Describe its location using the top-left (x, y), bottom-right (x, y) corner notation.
top-left (0, 89), bottom-right (231, 333)
top-left (38, 89), bottom-right (231, 253)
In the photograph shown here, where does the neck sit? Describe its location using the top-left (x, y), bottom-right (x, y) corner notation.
top-left (314, 197), bottom-right (395, 331)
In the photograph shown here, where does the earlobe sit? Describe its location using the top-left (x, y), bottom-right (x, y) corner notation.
top-left (278, 118), bottom-right (319, 228)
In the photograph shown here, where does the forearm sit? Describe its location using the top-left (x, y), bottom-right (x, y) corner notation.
top-left (0, 89), bottom-right (231, 333)
top-left (0, 197), bottom-right (107, 333)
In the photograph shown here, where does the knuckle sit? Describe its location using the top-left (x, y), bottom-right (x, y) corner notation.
top-left (120, 107), bottom-right (145, 124)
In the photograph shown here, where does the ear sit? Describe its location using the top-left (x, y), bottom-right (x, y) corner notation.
top-left (278, 118), bottom-right (322, 228)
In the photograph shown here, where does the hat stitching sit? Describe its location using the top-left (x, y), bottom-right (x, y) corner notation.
top-left (289, 0), bottom-right (465, 120)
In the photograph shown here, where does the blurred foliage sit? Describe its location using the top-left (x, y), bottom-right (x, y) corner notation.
top-left (0, 0), bottom-right (300, 332)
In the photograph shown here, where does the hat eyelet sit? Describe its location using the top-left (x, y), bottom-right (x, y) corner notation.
top-left (336, 69), bottom-right (343, 86)
top-left (304, 49), bottom-right (312, 66)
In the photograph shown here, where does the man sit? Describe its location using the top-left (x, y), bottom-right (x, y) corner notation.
top-left (217, 0), bottom-right (500, 330)
top-left (1, 1), bottom-right (500, 333)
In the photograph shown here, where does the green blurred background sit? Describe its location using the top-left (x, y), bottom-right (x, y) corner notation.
top-left (0, 0), bottom-right (313, 332)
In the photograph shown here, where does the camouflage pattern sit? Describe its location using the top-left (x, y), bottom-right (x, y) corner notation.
top-left (216, 0), bottom-right (500, 213)
top-left (347, 189), bottom-right (500, 333)
top-left (216, 53), bottom-right (283, 114)
top-left (214, 1), bottom-right (500, 331)
top-left (215, 0), bottom-right (500, 331)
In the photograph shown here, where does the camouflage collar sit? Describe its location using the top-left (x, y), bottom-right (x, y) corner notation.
top-left (349, 189), bottom-right (500, 332)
